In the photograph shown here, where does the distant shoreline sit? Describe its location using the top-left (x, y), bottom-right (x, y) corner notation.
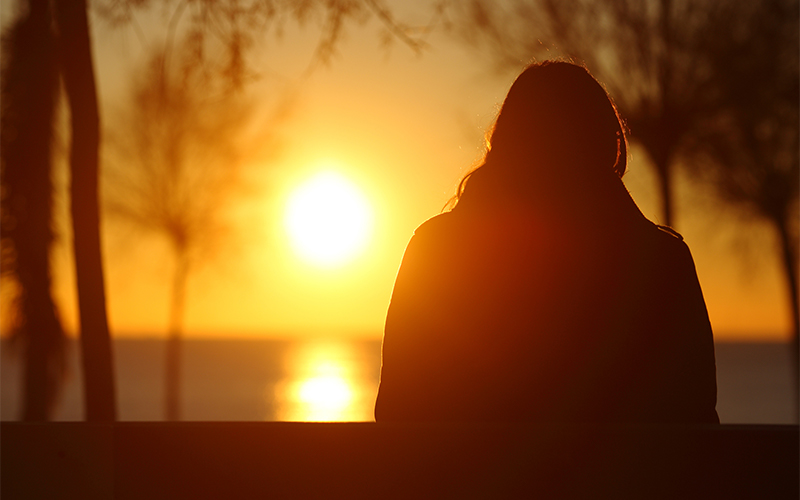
top-left (2, 332), bottom-right (789, 343)
top-left (2, 339), bottom-right (796, 424)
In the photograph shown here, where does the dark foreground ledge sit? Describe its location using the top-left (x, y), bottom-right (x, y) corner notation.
top-left (2, 422), bottom-right (798, 500)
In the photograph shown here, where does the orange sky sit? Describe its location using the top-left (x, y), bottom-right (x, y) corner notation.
top-left (3, 3), bottom-right (793, 341)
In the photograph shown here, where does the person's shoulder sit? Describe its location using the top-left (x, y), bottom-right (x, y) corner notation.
top-left (633, 219), bottom-right (688, 253)
top-left (412, 211), bottom-right (456, 237)
top-left (647, 222), bottom-right (695, 265)
top-left (655, 224), bottom-right (684, 241)
top-left (397, 212), bottom-right (460, 266)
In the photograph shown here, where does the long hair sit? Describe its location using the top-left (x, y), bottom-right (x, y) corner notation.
top-left (448, 60), bottom-right (628, 209)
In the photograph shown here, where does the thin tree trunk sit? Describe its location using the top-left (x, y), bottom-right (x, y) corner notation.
top-left (165, 253), bottom-right (190, 421)
top-left (20, 242), bottom-right (65, 421)
top-left (2, 0), bottom-right (66, 421)
top-left (636, 120), bottom-right (676, 228)
top-left (53, 0), bottom-right (117, 421)
top-left (655, 160), bottom-right (674, 228)
top-left (656, 0), bottom-right (674, 229)
top-left (775, 216), bottom-right (799, 420)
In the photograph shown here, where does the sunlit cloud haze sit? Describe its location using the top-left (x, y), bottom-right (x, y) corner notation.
top-left (3, 1), bottom-right (792, 342)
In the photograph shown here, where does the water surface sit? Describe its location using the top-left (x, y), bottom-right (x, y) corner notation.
top-left (1, 339), bottom-right (795, 424)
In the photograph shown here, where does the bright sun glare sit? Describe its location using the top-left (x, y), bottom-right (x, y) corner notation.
top-left (275, 342), bottom-right (362, 422)
top-left (285, 171), bottom-right (373, 267)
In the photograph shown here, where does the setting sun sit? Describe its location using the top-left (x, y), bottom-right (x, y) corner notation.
top-left (284, 171), bottom-right (373, 267)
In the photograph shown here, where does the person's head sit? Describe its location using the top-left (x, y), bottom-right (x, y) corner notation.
top-left (452, 60), bottom-right (628, 207)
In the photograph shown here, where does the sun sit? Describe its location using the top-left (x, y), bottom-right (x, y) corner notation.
top-left (284, 171), bottom-right (373, 267)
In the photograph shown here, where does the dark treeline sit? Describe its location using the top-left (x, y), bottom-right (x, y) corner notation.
top-left (0, 0), bottom-right (430, 421)
top-left (1, 0), bottom-right (66, 421)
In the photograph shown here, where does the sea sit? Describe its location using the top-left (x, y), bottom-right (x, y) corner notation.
top-left (1, 338), bottom-right (797, 424)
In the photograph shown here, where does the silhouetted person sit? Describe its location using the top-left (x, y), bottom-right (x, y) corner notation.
top-left (375, 61), bottom-right (719, 423)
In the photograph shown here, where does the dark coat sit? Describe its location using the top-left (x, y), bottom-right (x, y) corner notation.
top-left (375, 176), bottom-right (719, 423)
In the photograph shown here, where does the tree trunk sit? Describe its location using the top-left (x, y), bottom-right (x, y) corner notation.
top-left (640, 127), bottom-right (675, 228)
top-left (654, 159), bottom-right (674, 228)
top-left (775, 215), bottom-right (799, 419)
top-left (165, 253), bottom-right (190, 421)
top-left (632, 118), bottom-right (676, 228)
top-left (20, 233), bottom-right (65, 421)
top-left (53, 0), bottom-right (117, 421)
top-left (2, 0), bottom-right (66, 421)
top-left (656, 0), bottom-right (674, 229)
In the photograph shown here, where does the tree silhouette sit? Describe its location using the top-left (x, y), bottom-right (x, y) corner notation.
top-left (97, 0), bottom-right (429, 91)
top-left (54, 0), bottom-right (118, 422)
top-left (1, 0), bottom-right (67, 421)
top-left (100, 0), bottom-right (431, 421)
top-left (684, 0), bottom-right (799, 392)
top-left (3, 0), bottom-right (431, 421)
top-left (104, 46), bottom-right (260, 420)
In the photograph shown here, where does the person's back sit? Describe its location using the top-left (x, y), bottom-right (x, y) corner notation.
top-left (374, 61), bottom-right (719, 423)
top-left (375, 178), bottom-right (718, 422)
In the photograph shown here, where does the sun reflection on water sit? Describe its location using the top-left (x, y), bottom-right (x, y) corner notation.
top-left (274, 340), bottom-right (373, 421)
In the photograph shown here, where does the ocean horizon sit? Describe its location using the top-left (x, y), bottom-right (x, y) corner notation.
top-left (1, 338), bottom-right (797, 424)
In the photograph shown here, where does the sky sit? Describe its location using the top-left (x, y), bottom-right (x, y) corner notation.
top-left (2, 1), bottom-right (793, 341)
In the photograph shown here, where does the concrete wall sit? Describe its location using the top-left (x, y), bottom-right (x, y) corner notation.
top-left (2, 423), bottom-right (798, 499)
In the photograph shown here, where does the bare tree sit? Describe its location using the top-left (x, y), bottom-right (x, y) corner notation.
top-left (97, 0), bottom-right (430, 91)
top-left (54, 0), bottom-right (118, 422)
top-left (684, 0), bottom-right (799, 389)
top-left (99, 1), bottom-right (434, 420)
top-left (3, 0), bottom-right (431, 421)
top-left (104, 46), bottom-right (260, 420)
top-left (1, 0), bottom-right (67, 421)
top-left (445, 0), bottom-right (734, 228)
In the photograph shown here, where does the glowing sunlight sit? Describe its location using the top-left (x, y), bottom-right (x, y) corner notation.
top-left (284, 170), bottom-right (373, 267)
top-left (297, 372), bottom-right (354, 417)
top-left (275, 341), bottom-right (369, 421)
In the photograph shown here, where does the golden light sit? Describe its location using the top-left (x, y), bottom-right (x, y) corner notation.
top-left (274, 341), bottom-right (370, 422)
top-left (284, 170), bottom-right (373, 267)
top-left (297, 371), bottom-right (354, 420)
